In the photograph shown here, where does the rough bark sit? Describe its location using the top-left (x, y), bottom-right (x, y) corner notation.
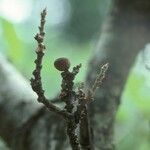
top-left (86, 0), bottom-right (150, 149)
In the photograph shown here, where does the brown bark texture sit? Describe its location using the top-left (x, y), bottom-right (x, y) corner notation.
top-left (0, 0), bottom-right (150, 150)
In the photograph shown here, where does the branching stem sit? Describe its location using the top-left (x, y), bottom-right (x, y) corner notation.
top-left (30, 9), bottom-right (108, 150)
top-left (30, 9), bottom-right (72, 119)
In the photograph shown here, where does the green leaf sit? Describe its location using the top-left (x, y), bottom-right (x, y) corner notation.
top-left (1, 18), bottom-right (24, 64)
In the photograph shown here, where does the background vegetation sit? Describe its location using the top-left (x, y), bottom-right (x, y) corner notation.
top-left (0, 0), bottom-right (149, 149)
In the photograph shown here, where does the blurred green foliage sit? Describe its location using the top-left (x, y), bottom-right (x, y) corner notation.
top-left (64, 0), bottom-right (110, 42)
top-left (0, 0), bottom-right (149, 149)
top-left (116, 72), bottom-right (150, 150)
top-left (1, 18), bottom-right (25, 65)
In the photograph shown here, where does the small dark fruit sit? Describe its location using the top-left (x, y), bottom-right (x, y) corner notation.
top-left (54, 57), bottom-right (70, 71)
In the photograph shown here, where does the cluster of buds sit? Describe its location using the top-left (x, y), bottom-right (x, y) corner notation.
top-left (54, 57), bottom-right (82, 99)
top-left (53, 57), bottom-right (108, 118)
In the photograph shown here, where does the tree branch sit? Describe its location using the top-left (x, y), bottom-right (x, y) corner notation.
top-left (75, 64), bottom-right (108, 150)
top-left (30, 9), bottom-right (72, 119)
top-left (59, 64), bottom-right (82, 150)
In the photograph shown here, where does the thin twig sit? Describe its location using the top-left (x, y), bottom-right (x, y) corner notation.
top-left (86, 63), bottom-right (109, 103)
top-left (75, 88), bottom-right (93, 150)
top-left (60, 67), bottom-right (81, 150)
top-left (79, 106), bottom-right (93, 150)
top-left (30, 9), bottom-right (109, 150)
top-left (75, 64), bottom-right (109, 150)
top-left (91, 63), bottom-right (109, 93)
top-left (30, 9), bottom-right (72, 119)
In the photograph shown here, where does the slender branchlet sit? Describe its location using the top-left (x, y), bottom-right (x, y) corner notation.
top-left (91, 63), bottom-right (109, 93)
top-left (30, 9), bottom-right (72, 119)
top-left (75, 64), bottom-right (109, 150)
top-left (31, 9), bottom-right (108, 150)
top-left (54, 58), bottom-right (81, 150)
top-left (86, 63), bottom-right (109, 103)
top-left (72, 84), bottom-right (93, 149)
top-left (31, 9), bottom-right (81, 150)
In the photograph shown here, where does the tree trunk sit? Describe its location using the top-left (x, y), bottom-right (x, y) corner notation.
top-left (0, 55), bottom-right (68, 150)
top-left (0, 0), bottom-right (150, 150)
top-left (86, 0), bottom-right (150, 149)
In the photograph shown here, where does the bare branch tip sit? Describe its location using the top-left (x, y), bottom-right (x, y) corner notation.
top-left (101, 63), bottom-right (109, 70)
top-left (41, 8), bottom-right (47, 15)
